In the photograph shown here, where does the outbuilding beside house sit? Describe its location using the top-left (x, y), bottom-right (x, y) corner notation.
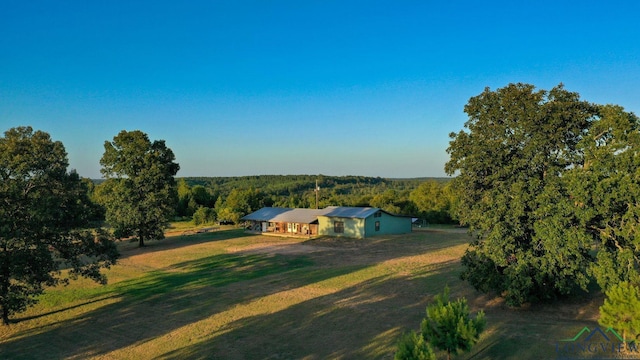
top-left (241, 206), bottom-right (412, 239)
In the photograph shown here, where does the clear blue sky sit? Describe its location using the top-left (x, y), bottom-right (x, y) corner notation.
top-left (2, 1), bottom-right (640, 178)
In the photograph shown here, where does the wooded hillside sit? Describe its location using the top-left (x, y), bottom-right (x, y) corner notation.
top-left (170, 175), bottom-right (454, 224)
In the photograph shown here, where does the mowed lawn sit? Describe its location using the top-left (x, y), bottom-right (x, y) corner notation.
top-left (0, 227), bottom-right (603, 359)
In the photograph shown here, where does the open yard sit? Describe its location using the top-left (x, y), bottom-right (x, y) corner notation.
top-left (0, 227), bottom-right (604, 359)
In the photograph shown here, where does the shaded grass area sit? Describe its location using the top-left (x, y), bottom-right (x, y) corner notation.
top-left (118, 253), bottom-right (314, 300)
top-left (0, 228), bottom-right (604, 359)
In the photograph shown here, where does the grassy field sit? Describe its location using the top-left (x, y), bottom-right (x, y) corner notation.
top-left (0, 226), bottom-right (604, 359)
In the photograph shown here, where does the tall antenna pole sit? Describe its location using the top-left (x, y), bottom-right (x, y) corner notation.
top-left (314, 180), bottom-right (320, 209)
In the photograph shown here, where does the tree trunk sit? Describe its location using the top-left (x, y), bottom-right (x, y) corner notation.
top-left (0, 263), bottom-right (10, 325)
top-left (2, 307), bottom-right (8, 326)
top-left (138, 234), bottom-right (145, 247)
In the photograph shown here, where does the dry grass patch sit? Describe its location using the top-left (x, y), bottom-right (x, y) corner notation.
top-left (0, 226), bottom-right (605, 359)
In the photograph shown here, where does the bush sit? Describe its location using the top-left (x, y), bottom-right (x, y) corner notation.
top-left (192, 206), bottom-right (216, 226)
top-left (421, 286), bottom-right (486, 360)
top-left (599, 281), bottom-right (640, 349)
top-left (394, 330), bottom-right (435, 360)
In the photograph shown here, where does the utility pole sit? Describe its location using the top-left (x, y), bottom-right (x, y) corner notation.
top-left (314, 180), bottom-right (320, 209)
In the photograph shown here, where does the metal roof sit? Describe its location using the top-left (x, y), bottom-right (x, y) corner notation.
top-left (241, 207), bottom-right (328, 224)
top-left (240, 207), bottom-right (293, 221)
top-left (321, 206), bottom-right (380, 219)
top-left (240, 206), bottom-right (384, 223)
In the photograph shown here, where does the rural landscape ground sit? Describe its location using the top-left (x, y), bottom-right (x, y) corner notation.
top-left (0, 225), bottom-right (604, 359)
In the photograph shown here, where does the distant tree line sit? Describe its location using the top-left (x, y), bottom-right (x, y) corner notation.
top-left (164, 175), bottom-right (457, 225)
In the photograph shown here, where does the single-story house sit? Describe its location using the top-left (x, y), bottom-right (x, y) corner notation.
top-left (241, 206), bottom-right (412, 239)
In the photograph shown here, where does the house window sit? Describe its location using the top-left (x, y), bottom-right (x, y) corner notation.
top-left (374, 211), bottom-right (382, 218)
top-left (334, 221), bottom-right (344, 233)
top-left (375, 221), bottom-right (380, 231)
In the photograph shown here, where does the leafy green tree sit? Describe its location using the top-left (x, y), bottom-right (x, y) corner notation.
top-left (599, 281), bottom-right (640, 349)
top-left (409, 181), bottom-right (453, 224)
top-left (99, 130), bottom-right (180, 247)
top-left (394, 330), bottom-right (436, 360)
top-left (566, 105), bottom-right (640, 291)
top-left (564, 105), bottom-right (640, 351)
top-left (81, 177), bottom-right (106, 221)
top-left (216, 188), bottom-right (265, 224)
top-left (370, 189), bottom-right (402, 214)
top-left (192, 206), bottom-right (216, 226)
top-left (176, 178), bottom-right (194, 217)
top-left (446, 83), bottom-right (598, 305)
top-left (191, 185), bottom-right (215, 207)
top-left (0, 127), bottom-right (118, 325)
top-left (442, 180), bottom-right (460, 223)
top-left (421, 287), bottom-right (486, 360)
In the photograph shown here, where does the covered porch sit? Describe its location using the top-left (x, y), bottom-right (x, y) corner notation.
top-left (241, 207), bottom-right (327, 238)
top-left (245, 220), bottom-right (319, 237)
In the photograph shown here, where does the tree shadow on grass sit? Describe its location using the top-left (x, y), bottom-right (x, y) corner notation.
top-left (1, 229), bottom-right (481, 359)
top-left (156, 261), bottom-right (463, 360)
top-left (464, 290), bottom-right (606, 360)
top-left (302, 229), bottom-right (472, 262)
top-left (0, 252), bottom-right (366, 359)
top-left (11, 296), bottom-right (118, 324)
top-left (151, 259), bottom-right (603, 360)
top-left (116, 228), bottom-right (253, 260)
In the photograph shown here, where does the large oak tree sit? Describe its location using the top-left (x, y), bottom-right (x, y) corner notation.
top-left (0, 127), bottom-right (118, 325)
top-left (99, 130), bottom-right (179, 247)
top-left (445, 83), bottom-right (599, 305)
top-left (567, 105), bottom-right (640, 291)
